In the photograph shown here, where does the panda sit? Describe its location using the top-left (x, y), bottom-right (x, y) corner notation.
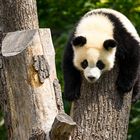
top-left (63, 8), bottom-right (140, 102)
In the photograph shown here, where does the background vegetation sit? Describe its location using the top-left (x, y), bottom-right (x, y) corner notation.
top-left (0, 0), bottom-right (140, 139)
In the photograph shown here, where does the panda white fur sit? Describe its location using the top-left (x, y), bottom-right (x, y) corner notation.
top-left (63, 8), bottom-right (140, 102)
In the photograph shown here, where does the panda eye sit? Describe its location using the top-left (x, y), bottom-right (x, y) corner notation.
top-left (96, 60), bottom-right (105, 70)
top-left (81, 59), bottom-right (88, 69)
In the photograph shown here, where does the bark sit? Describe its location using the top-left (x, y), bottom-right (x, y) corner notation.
top-left (71, 66), bottom-right (132, 140)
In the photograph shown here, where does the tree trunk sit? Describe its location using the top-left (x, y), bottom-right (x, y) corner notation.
top-left (1, 29), bottom-right (60, 139)
top-left (2, 0), bottom-right (39, 31)
top-left (0, 1), bottom-right (38, 139)
top-left (0, 0), bottom-right (76, 139)
top-left (71, 66), bottom-right (132, 140)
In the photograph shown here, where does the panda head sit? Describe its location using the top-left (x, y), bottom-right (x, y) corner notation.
top-left (72, 36), bottom-right (117, 83)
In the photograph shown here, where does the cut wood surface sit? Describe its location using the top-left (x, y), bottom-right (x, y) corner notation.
top-left (50, 112), bottom-right (76, 140)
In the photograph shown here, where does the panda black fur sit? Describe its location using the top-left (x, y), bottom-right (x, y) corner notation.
top-left (63, 8), bottom-right (140, 102)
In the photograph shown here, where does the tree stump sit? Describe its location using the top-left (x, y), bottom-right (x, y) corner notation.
top-left (1, 29), bottom-right (76, 140)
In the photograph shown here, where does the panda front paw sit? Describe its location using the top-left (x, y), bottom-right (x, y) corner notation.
top-left (116, 79), bottom-right (133, 93)
top-left (64, 87), bottom-right (80, 101)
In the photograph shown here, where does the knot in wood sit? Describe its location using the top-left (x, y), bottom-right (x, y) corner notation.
top-left (33, 55), bottom-right (50, 83)
top-left (29, 127), bottom-right (46, 140)
top-left (0, 56), bottom-right (3, 69)
top-left (53, 79), bottom-right (64, 112)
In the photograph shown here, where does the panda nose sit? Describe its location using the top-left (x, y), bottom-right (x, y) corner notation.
top-left (88, 76), bottom-right (96, 81)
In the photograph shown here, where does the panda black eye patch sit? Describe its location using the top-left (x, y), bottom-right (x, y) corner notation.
top-left (96, 60), bottom-right (105, 70)
top-left (81, 59), bottom-right (88, 69)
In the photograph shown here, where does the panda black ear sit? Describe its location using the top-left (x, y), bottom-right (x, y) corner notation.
top-left (72, 36), bottom-right (87, 47)
top-left (103, 39), bottom-right (117, 50)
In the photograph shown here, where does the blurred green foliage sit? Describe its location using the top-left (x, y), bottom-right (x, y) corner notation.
top-left (37, 0), bottom-right (140, 33)
top-left (128, 101), bottom-right (140, 140)
top-left (0, 0), bottom-right (140, 139)
top-left (0, 109), bottom-right (7, 140)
